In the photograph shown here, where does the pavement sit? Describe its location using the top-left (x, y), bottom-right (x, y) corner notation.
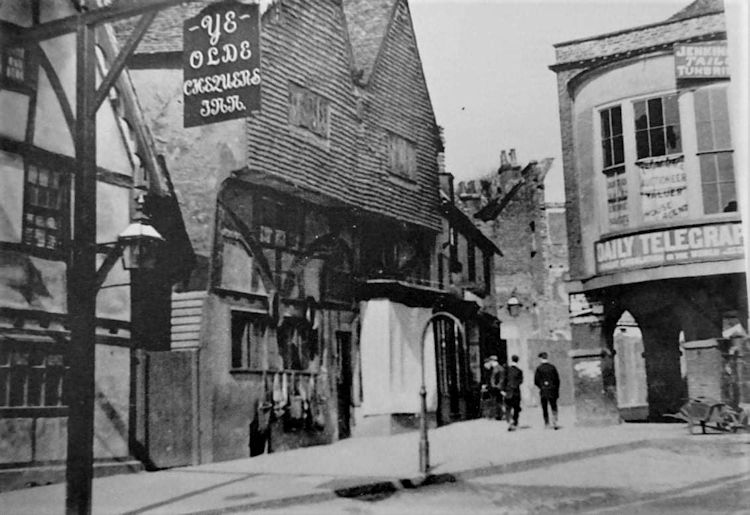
top-left (2, 406), bottom-right (749, 514)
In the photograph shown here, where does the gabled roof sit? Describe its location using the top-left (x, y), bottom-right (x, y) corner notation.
top-left (667, 0), bottom-right (724, 22)
top-left (343, 0), bottom-right (396, 84)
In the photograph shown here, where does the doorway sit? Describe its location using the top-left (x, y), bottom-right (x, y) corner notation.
top-left (336, 331), bottom-right (352, 439)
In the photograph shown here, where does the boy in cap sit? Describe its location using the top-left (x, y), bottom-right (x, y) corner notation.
top-left (534, 352), bottom-right (560, 429)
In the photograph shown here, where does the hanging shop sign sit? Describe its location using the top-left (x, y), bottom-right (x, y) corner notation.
top-left (183, 0), bottom-right (261, 128)
top-left (595, 221), bottom-right (744, 274)
top-left (674, 41), bottom-right (729, 80)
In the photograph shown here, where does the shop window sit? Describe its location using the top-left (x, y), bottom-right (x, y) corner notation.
top-left (634, 94), bottom-right (681, 159)
top-left (694, 86), bottom-right (735, 214)
top-left (23, 162), bottom-right (69, 253)
top-left (278, 319), bottom-right (318, 371)
top-left (230, 312), bottom-right (266, 370)
top-left (288, 82), bottom-right (329, 139)
top-left (387, 132), bottom-right (417, 180)
top-left (0, 344), bottom-right (67, 409)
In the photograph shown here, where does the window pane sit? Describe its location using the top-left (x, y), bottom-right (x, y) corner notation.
top-left (663, 95), bottom-right (680, 125)
top-left (634, 101), bottom-right (647, 130)
top-left (702, 184), bottom-right (719, 214)
top-left (719, 182), bottom-right (736, 212)
top-left (710, 87), bottom-right (730, 125)
top-left (696, 121), bottom-right (714, 152)
top-left (648, 98), bottom-right (663, 127)
top-left (231, 315), bottom-right (246, 368)
top-left (0, 368), bottom-right (7, 406)
top-left (713, 116), bottom-right (732, 150)
top-left (9, 366), bottom-right (27, 406)
top-left (636, 130), bottom-right (650, 159)
top-left (602, 141), bottom-right (612, 168)
top-left (27, 368), bottom-right (43, 406)
top-left (700, 154), bottom-right (717, 184)
top-left (611, 106), bottom-right (622, 136)
top-left (600, 110), bottom-right (611, 138)
top-left (649, 128), bottom-right (665, 156)
top-left (694, 89), bottom-right (710, 123)
top-left (613, 135), bottom-right (624, 164)
top-left (717, 152), bottom-right (735, 182)
top-left (45, 368), bottom-right (63, 406)
top-left (666, 125), bottom-right (681, 154)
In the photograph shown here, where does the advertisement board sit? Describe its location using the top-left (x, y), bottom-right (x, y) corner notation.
top-left (183, 0), bottom-right (261, 128)
top-left (595, 222), bottom-right (744, 274)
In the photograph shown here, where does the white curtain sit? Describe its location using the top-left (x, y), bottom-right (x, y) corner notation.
top-left (359, 299), bottom-right (437, 415)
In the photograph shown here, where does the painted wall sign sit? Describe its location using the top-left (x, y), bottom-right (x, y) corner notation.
top-left (595, 222), bottom-right (744, 274)
top-left (183, 0), bottom-right (261, 128)
top-left (674, 42), bottom-right (729, 80)
top-left (639, 157), bottom-right (688, 222)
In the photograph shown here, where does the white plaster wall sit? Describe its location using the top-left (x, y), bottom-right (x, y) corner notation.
top-left (0, 151), bottom-right (25, 242)
top-left (573, 54), bottom-right (681, 277)
top-left (0, 90), bottom-right (29, 141)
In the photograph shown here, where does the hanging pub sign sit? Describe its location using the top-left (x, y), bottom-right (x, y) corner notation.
top-left (674, 41), bottom-right (729, 80)
top-left (183, 0), bottom-right (261, 128)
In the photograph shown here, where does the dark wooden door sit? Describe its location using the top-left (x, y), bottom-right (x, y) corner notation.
top-left (336, 331), bottom-right (352, 439)
top-left (145, 350), bottom-right (196, 468)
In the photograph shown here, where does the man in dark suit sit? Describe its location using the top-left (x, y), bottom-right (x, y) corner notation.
top-left (534, 352), bottom-right (561, 429)
top-left (503, 354), bottom-right (523, 431)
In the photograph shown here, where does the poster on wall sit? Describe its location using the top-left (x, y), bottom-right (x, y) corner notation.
top-left (183, 0), bottom-right (261, 128)
top-left (639, 157), bottom-right (688, 222)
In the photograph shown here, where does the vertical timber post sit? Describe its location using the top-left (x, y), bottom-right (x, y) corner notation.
top-left (66, 17), bottom-right (97, 515)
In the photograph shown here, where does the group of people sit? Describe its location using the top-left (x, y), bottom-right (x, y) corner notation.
top-left (483, 352), bottom-right (560, 431)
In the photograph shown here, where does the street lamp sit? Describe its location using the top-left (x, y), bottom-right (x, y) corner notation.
top-left (419, 311), bottom-right (466, 475)
top-left (118, 194), bottom-right (164, 271)
top-left (506, 293), bottom-right (521, 317)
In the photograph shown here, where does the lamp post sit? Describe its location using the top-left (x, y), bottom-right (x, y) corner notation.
top-left (418, 311), bottom-right (465, 475)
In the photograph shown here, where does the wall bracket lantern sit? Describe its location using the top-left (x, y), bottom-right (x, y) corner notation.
top-left (506, 291), bottom-right (522, 317)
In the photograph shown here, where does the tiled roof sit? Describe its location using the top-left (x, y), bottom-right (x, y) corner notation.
top-left (667, 0), bottom-right (724, 21)
top-left (113, 2), bottom-right (208, 54)
top-left (342, 0), bottom-right (395, 84)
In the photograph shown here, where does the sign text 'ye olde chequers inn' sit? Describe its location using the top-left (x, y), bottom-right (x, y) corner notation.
top-left (183, 0), bottom-right (261, 128)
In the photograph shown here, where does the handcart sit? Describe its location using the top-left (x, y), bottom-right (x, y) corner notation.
top-left (668, 397), bottom-right (749, 434)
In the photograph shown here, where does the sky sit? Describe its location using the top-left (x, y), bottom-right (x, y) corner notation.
top-left (408, 0), bottom-right (690, 184)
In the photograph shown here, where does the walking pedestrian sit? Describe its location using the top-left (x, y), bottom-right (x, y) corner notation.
top-left (504, 354), bottom-right (523, 431)
top-left (483, 355), bottom-right (505, 420)
top-left (534, 352), bottom-right (560, 429)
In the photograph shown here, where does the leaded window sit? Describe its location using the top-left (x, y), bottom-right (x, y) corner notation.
top-left (23, 163), bottom-right (68, 252)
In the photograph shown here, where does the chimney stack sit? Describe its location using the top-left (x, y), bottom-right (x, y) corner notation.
top-left (500, 150), bottom-right (509, 170)
top-left (509, 148), bottom-right (517, 167)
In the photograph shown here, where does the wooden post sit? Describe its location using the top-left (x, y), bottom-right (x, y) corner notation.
top-left (66, 17), bottom-right (97, 515)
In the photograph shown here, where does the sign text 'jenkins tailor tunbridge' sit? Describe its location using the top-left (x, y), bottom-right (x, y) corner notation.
top-left (183, 0), bottom-right (261, 128)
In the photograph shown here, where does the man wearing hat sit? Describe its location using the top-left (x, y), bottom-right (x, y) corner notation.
top-left (483, 355), bottom-right (505, 420)
top-left (534, 352), bottom-right (561, 429)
